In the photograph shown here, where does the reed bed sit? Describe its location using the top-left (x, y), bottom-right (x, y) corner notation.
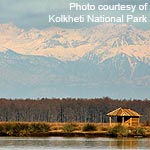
top-left (0, 122), bottom-right (149, 137)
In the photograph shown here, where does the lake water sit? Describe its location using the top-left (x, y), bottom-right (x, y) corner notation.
top-left (0, 137), bottom-right (150, 150)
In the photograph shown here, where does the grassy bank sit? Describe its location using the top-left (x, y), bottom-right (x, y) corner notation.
top-left (0, 122), bottom-right (150, 137)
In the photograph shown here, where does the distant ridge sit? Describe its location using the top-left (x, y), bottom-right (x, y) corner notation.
top-left (0, 23), bottom-right (149, 99)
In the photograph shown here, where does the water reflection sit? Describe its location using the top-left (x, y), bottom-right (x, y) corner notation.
top-left (0, 137), bottom-right (150, 150)
top-left (109, 138), bottom-right (139, 149)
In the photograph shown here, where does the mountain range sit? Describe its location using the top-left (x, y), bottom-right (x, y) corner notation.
top-left (0, 23), bottom-right (150, 99)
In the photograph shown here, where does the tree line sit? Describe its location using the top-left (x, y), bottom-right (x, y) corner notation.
top-left (0, 97), bottom-right (149, 123)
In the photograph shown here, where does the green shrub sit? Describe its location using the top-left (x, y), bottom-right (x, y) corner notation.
top-left (108, 125), bottom-right (128, 137)
top-left (0, 124), bottom-right (4, 134)
top-left (0, 123), bottom-right (30, 136)
top-left (82, 124), bottom-right (97, 132)
top-left (0, 122), bottom-right (51, 136)
top-left (3, 123), bottom-right (14, 136)
top-left (131, 127), bottom-right (145, 136)
top-left (13, 123), bottom-right (29, 136)
top-left (62, 123), bottom-right (76, 133)
top-left (29, 123), bottom-right (50, 133)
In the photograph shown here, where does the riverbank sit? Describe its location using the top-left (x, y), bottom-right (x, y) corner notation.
top-left (30, 131), bottom-right (150, 138)
top-left (0, 122), bottom-right (150, 137)
top-left (28, 131), bottom-right (107, 137)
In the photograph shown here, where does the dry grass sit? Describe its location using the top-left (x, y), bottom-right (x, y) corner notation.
top-left (0, 122), bottom-right (109, 132)
top-left (0, 122), bottom-right (50, 136)
top-left (0, 122), bottom-right (150, 135)
top-left (48, 122), bottom-right (109, 132)
top-left (49, 122), bottom-right (150, 136)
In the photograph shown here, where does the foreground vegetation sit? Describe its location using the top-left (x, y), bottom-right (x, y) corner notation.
top-left (108, 125), bottom-right (145, 137)
top-left (0, 122), bottom-right (50, 136)
top-left (0, 122), bottom-right (150, 137)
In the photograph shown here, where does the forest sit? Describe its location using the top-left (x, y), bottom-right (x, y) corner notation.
top-left (0, 97), bottom-right (150, 124)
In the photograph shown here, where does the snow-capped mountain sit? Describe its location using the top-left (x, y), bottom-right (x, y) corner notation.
top-left (0, 23), bottom-right (150, 62)
top-left (0, 23), bottom-right (149, 99)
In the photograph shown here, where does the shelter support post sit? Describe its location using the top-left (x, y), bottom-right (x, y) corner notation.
top-left (109, 116), bottom-right (112, 126)
top-left (122, 117), bottom-right (124, 126)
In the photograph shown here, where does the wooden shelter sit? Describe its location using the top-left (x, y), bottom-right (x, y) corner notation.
top-left (107, 107), bottom-right (141, 126)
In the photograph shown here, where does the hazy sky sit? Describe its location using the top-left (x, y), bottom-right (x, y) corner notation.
top-left (0, 0), bottom-right (150, 30)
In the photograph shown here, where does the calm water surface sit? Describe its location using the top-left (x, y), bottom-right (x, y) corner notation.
top-left (0, 137), bottom-right (150, 150)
